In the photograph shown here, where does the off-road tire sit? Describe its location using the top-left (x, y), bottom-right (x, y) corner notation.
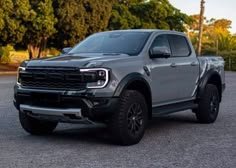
top-left (109, 90), bottom-right (148, 145)
top-left (196, 84), bottom-right (220, 123)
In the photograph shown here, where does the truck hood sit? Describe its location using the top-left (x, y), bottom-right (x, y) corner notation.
top-left (25, 53), bottom-right (130, 68)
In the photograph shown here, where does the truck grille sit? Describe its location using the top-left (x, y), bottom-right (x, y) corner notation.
top-left (19, 67), bottom-right (87, 90)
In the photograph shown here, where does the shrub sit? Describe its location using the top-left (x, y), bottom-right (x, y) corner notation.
top-left (0, 45), bottom-right (15, 63)
top-left (201, 48), bottom-right (217, 55)
top-left (48, 48), bottom-right (61, 56)
top-left (219, 51), bottom-right (236, 71)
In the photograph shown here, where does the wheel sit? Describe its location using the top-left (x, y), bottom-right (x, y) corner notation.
top-left (109, 90), bottom-right (148, 145)
top-left (195, 84), bottom-right (220, 123)
top-left (19, 112), bottom-right (58, 135)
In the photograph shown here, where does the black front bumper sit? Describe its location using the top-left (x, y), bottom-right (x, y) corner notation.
top-left (14, 85), bottom-right (119, 121)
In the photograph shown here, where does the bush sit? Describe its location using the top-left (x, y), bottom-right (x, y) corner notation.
top-left (48, 48), bottom-right (61, 56)
top-left (201, 49), bottom-right (236, 71)
top-left (0, 45), bottom-right (15, 63)
top-left (219, 51), bottom-right (236, 57)
top-left (10, 51), bottom-right (29, 63)
top-left (201, 48), bottom-right (218, 55)
top-left (219, 51), bottom-right (236, 71)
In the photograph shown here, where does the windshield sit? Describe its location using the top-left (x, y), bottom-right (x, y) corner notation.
top-left (68, 31), bottom-right (151, 56)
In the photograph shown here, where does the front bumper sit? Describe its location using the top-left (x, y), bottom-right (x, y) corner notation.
top-left (14, 84), bottom-right (119, 122)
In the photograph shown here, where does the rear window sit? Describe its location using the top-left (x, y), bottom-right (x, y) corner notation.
top-left (168, 35), bottom-right (191, 57)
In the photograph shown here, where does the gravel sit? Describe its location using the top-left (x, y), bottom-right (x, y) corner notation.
top-left (0, 73), bottom-right (235, 168)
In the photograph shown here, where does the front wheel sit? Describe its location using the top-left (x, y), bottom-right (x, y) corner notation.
top-left (195, 84), bottom-right (220, 123)
top-left (109, 90), bottom-right (148, 145)
top-left (19, 112), bottom-right (58, 135)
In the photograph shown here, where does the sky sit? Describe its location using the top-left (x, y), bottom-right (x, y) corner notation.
top-left (168, 0), bottom-right (236, 34)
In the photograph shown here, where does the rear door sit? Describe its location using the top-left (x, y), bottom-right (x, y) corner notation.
top-left (167, 34), bottom-right (200, 100)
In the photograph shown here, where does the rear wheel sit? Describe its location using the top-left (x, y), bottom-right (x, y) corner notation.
top-left (109, 90), bottom-right (148, 145)
top-left (19, 112), bottom-right (58, 135)
top-left (195, 84), bottom-right (220, 123)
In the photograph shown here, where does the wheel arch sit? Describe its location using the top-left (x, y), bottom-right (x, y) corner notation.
top-left (113, 73), bottom-right (152, 119)
top-left (198, 69), bottom-right (222, 102)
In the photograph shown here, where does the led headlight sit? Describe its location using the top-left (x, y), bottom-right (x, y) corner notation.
top-left (17, 67), bottom-right (26, 85)
top-left (80, 68), bottom-right (109, 89)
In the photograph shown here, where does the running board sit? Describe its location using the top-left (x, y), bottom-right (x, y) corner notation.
top-left (152, 100), bottom-right (198, 116)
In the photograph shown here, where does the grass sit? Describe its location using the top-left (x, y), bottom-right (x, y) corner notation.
top-left (0, 50), bottom-right (59, 71)
top-left (0, 51), bottom-right (27, 71)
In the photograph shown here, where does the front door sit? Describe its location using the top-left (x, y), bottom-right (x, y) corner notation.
top-left (149, 34), bottom-right (199, 106)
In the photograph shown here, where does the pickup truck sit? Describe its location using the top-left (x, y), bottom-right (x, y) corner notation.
top-left (14, 30), bottom-right (225, 145)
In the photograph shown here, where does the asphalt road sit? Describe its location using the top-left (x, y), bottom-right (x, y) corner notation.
top-left (0, 73), bottom-right (235, 168)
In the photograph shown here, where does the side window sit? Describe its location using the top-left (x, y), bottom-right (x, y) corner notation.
top-left (168, 35), bottom-right (190, 57)
top-left (150, 35), bottom-right (170, 50)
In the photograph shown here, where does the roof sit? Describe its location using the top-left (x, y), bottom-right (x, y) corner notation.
top-left (103, 29), bottom-right (184, 35)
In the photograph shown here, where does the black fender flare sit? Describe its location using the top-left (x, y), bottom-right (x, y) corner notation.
top-left (197, 69), bottom-right (222, 100)
top-left (113, 73), bottom-right (151, 98)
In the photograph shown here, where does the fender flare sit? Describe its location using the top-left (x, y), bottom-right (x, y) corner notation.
top-left (113, 73), bottom-right (151, 98)
top-left (197, 69), bottom-right (222, 100)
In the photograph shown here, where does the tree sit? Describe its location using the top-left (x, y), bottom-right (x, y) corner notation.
top-left (52, 0), bottom-right (112, 49)
top-left (107, 3), bottom-right (141, 30)
top-left (188, 14), bottom-right (234, 54)
top-left (83, 0), bottom-right (113, 35)
top-left (218, 34), bottom-right (236, 51)
top-left (166, 9), bottom-right (191, 32)
top-left (24, 0), bottom-right (57, 59)
top-left (0, 0), bottom-right (31, 46)
top-left (189, 15), bottom-right (201, 31)
top-left (117, 0), bottom-right (145, 6)
top-left (130, 0), bottom-right (190, 31)
top-left (0, 7), bottom-right (4, 32)
top-left (130, 1), bottom-right (170, 29)
top-left (214, 19), bottom-right (232, 30)
top-left (52, 0), bottom-right (86, 48)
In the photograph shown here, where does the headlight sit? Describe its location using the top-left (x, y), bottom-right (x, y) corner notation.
top-left (80, 68), bottom-right (109, 89)
top-left (17, 67), bottom-right (26, 85)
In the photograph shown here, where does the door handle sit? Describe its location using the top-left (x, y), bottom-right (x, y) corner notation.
top-left (170, 63), bottom-right (177, 68)
top-left (191, 62), bottom-right (198, 66)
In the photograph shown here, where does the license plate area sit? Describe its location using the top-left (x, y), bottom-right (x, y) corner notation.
top-left (31, 93), bottom-right (60, 106)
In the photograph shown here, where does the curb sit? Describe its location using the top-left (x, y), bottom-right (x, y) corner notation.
top-left (0, 71), bottom-right (17, 75)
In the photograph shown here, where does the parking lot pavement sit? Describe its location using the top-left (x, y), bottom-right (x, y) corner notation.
top-left (0, 73), bottom-right (235, 168)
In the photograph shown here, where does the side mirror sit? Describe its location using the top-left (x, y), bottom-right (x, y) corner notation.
top-left (61, 47), bottom-right (72, 54)
top-left (149, 46), bottom-right (171, 59)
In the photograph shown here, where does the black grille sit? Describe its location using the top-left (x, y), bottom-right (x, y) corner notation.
top-left (19, 67), bottom-right (87, 90)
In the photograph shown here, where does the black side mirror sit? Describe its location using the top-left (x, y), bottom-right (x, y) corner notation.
top-left (149, 46), bottom-right (171, 59)
top-left (61, 47), bottom-right (72, 54)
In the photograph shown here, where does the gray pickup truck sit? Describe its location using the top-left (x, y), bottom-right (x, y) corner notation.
top-left (14, 30), bottom-right (225, 145)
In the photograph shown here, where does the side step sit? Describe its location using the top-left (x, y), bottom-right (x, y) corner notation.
top-left (152, 100), bottom-right (198, 117)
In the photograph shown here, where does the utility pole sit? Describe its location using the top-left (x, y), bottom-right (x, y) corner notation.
top-left (197, 0), bottom-right (205, 56)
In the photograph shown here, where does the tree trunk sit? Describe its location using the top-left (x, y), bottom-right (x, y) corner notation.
top-left (197, 0), bottom-right (205, 56)
top-left (27, 44), bottom-right (33, 59)
top-left (27, 43), bottom-right (40, 59)
top-left (37, 37), bottom-right (48, 58)
top-left (37, 37), bottom-right (43, 58)
top-left (43, 37), bottom-right (48, 57)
